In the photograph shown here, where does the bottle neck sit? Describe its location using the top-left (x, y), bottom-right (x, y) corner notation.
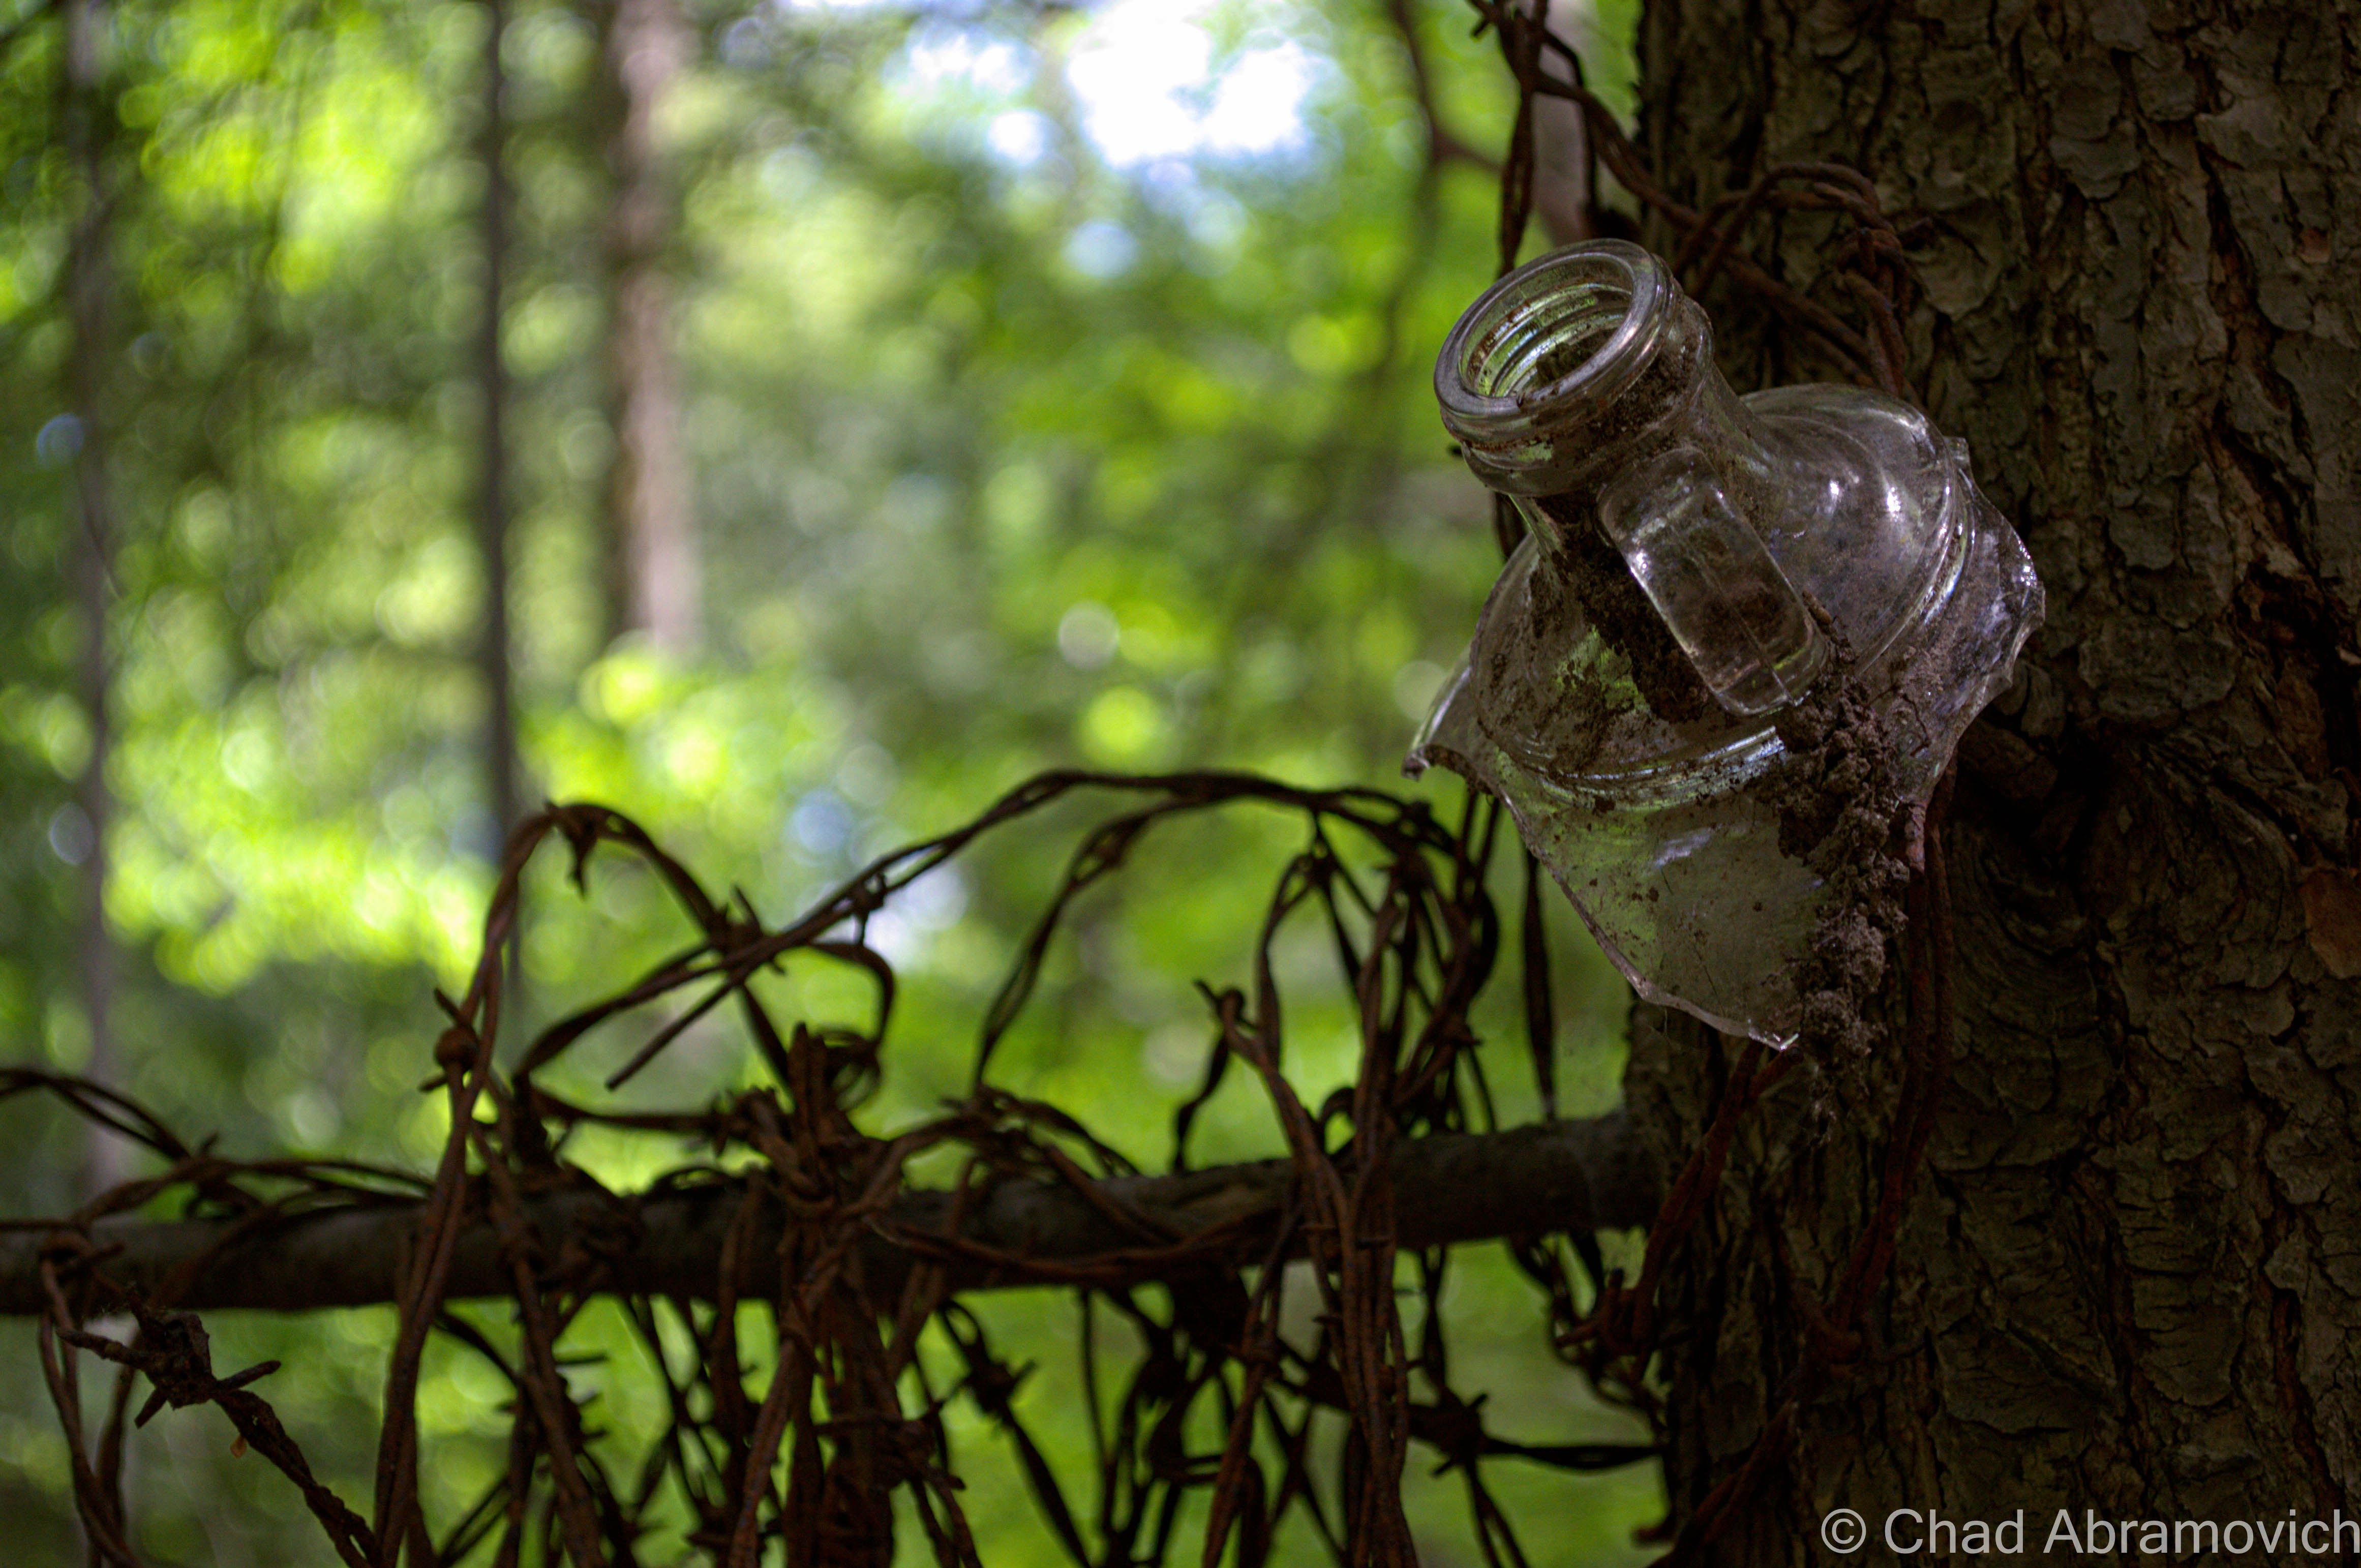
top-left (1437, 242), bottom-right (1826, 722)
top-left (1435, 241), bottom-right (1773, 541)
top-left (1521, 369), bottom-right (1783, 560)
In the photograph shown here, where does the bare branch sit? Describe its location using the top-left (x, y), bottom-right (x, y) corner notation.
top-left (2, 1115), bottom-right (1654, 1317)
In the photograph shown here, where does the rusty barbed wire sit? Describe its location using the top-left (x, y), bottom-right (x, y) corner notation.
top-left (14, 770), bottom-right (1626, 1567)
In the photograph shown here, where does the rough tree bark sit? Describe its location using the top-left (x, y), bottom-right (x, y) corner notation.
top-left (1626, 0), bottom-right (2361, 1558)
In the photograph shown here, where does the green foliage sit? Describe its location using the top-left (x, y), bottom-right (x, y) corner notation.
top-left (0, 0), bottom-right (1656, 1560)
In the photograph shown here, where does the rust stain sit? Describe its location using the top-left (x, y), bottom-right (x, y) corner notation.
top-left (2298, 866), bottom-right (2361, 979)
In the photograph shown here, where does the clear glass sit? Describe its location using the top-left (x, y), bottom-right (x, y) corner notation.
top-left (1411, 241), bottom-right (2044, 1042)
top-left (1434, 243), bottom-right (1832, 717)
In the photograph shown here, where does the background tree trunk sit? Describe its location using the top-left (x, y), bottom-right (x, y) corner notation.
top-left (62, 0), bottom-right (122, 1201)
top-left (475, 0), bottom-right (521, 850)
top-left (596, 0), bottom-right (698, 654)
top-left (1626, 0), bottom-right (2361, 1556)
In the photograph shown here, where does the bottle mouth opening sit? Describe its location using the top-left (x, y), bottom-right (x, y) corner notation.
top-left (1435, 240), bottom-right (1669, 454)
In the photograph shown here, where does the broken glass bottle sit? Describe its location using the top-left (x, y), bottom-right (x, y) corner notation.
top-left (1408, 240), bottom-right (2043, 1042)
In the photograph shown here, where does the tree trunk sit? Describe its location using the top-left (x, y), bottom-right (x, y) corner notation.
top-left (475, 0), bottom-right (521, 849)
top-left (1527, 0), bottom-right (1596, 244)
top-left (1627, 0), bottom-right (2361, 1557)
top-left (63, 0), bottom-right (122, 1201)
top-left (596, 0), bottom-right (698, 654)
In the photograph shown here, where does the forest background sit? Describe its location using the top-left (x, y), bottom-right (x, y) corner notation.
top-left (0, 0), bottom-right (1666, 1561)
